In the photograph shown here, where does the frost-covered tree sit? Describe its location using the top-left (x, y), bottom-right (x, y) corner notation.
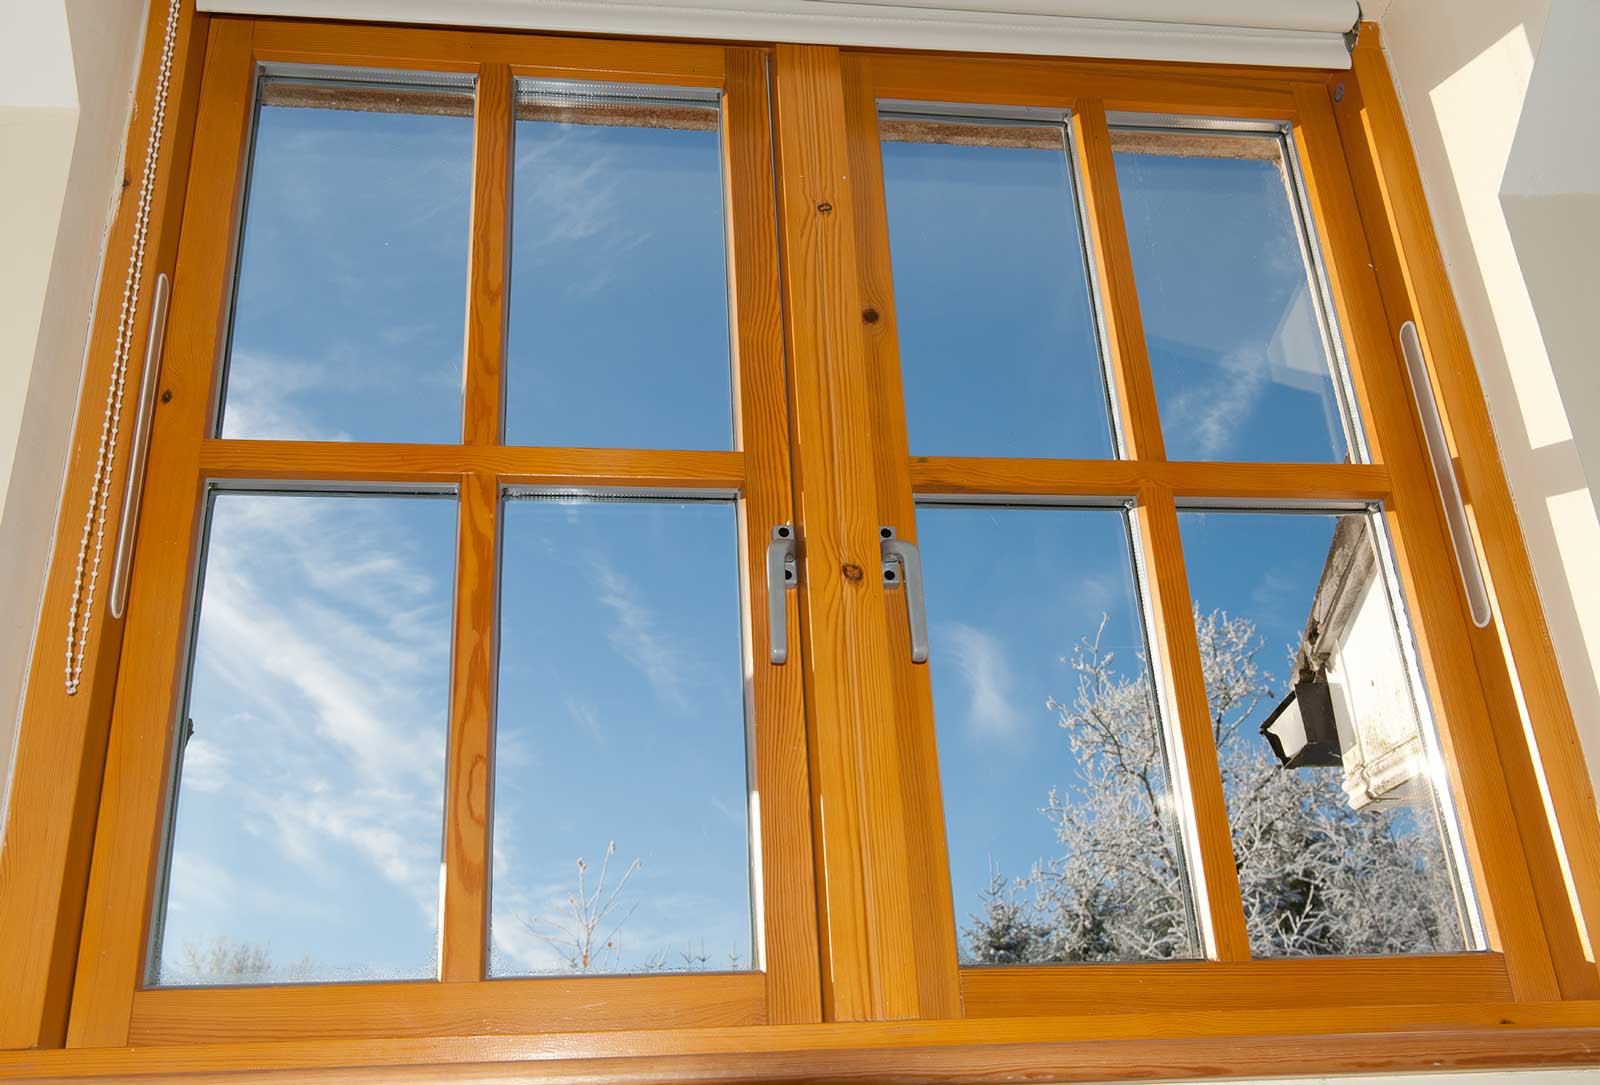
top-left (964, 609), bottom-right (1464, 964)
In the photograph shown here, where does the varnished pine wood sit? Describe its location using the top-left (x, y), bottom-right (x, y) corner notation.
top-left (1134, 487), bottom-right (1251, 961)
top-left (462, 64), bottom-right (512, 446)
top-left (1072, 100), bottom-right (1166, 460)
top-left (959, 953), bottom-right (1511, 1017)
top-left (0, 0), bottom-right (211, 1051)
top-left (197, 440), bottom-right (745, 491)
top-left (769, 43), bottom-right (924, 1022)
top-left (438, 473), bottom-right (498, 982)
top-left (909, 457), bottom-right (1391, 503)
top-left (721, 46), bottom-right (824, 1026)
top-left (1291, 83), bottom-right (1559, 1001)
top-left (128, 973), bottom-right (765, 1044)
top-left (839, 51), bottom-right (966, 1021)
top-left (9, 1002), bottom-right (1600, 1082)
top-left (1336, 26), bottom-right (1600, 999)
top-left (15, 8), bottom-right (1600, 1072)
top-left (63, 17), bottom-right (259, 1049)
top-left (249, 18), bottom-right (725, 87)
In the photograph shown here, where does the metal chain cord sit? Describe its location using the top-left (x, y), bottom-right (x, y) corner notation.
top-left (64, 0), bottom-right (182, 695)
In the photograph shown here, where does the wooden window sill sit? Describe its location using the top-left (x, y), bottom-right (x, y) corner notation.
top-left (5, 1004), bottom-right (1600, 1083)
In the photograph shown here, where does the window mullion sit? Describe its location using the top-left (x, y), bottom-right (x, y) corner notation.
top-left (1134, 483), bottom-right (1252, 961)
top-left (770, 42), bottom-right (945, 1022)
top-left (839, 49), bottom-right (964, 1016)
top-left (438, 471), bottom-right (499, 982)
top-left (1070, 98), bottom-right (1166, 462)
top-left (463, 62), bottom-right (512, 446)
top-left (721, 45), bottom-right (825, 1026)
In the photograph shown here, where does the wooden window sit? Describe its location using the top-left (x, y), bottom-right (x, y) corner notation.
top-left (4, 10), bottom-right (1600, 1082)
top-left (55, 22), bottom-right (817, 1047)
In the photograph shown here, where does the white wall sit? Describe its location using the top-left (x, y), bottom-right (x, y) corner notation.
top-left (1366, 0), bottom-right (1600, 796)
top-left (0, 0), bottom-right (150, 821)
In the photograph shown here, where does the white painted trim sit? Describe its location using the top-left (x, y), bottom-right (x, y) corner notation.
top-left (196, 0), bottom-right (1359, 68)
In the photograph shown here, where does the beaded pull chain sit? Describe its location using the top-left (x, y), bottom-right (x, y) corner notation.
top-left (64, 0), bottom-right (182, 695)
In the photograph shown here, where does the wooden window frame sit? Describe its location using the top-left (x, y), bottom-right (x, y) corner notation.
top-left (838, 46), bottom-right (1556, 1014)
top-left (13, 13), bottom-right (822, 1051)
top-left (3, 6), bottom-right (1600, 1081)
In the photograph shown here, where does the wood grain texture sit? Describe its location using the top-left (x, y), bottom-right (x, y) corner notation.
top-left (13, 11), bottom-right (1596, 1071)
top-left (249, 18), bottom-right (724, 86)
top-left (1290, 83), bottom-right (1559, 1001)
top-left (127, 973), bottom-right (765, 1045)
top-left (1134, 487), bottom-right (1251, 961)
top-left (769, 43), bottom-right (922, 1023)
top-left (62, 17), bottom-right (259, 1049)
top-left (860, 52), bottom-right (1301, 119)
top-left (8, 1002), bottom-right (1600, 1082)
top-left (909, 457), bottom-right (1391, 503)
top-left (839, 52), bottom-right (963, 1021)
top-left (0, 0), bottom-right (211, 1051)
top-left (721, 45), bottom-right (824, 1027)
top-left (1336, 27), bottom-right (1600, 999)
top-left (1072, 100), bottom-right (1166, 460)
top-left (463, 64), bottom-right (512, 446)
top-left (197, 441), bottom-right (744, 491)
top-left (959, 953), bottom-right (1512, 1018)
top-left (439, 473), bottom-right (498, 982)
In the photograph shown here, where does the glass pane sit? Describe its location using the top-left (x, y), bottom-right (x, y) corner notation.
top-left (1178, 509), bottom-right (1474, 957)
top-left (1113, 126), bottom-right (1353, 463)
top-left (491, 497), bottom-right (752, 975)
top-left (505, 82), bottom-right (732, 451)
top-left (152, 492), bottom-right (456, 985)
top-left (220, 69), bottom-right (474, 444)
top-left (917, 505), bottom-right (1197, 964)
top-left (880, 115), bottom-right (1114, 459)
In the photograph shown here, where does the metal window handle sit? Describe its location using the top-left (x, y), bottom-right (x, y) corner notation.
top-left (110, 272), bottom-right (171, 621)
top-left (880, 526), bottom-right (928, 664)
top-left (1399, 320), bottom-right (1491, 628)
top-left (766, 524), bottom-right (798, 664)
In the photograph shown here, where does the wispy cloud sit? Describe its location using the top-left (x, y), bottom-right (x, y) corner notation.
top-left (590, 559), bottom-right (692, 713)
top-left (179, 736), bottom-right (230, 794)
top-left (514, 126), bottom-right (652, 296)
top-left (942, 622), bottom-right (1023, 741)
top-left (221, 351), bottom-right (355, 442)
top-left (566, 696), bottom-right (607, 745)
top-left (1163, 346), bottom-right (1269, 459)
top-left (161, 491), bottom-right (455, 975)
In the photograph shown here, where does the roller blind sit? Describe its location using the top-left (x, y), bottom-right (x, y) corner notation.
top-left (195, 0), bottom-right (1362, 69)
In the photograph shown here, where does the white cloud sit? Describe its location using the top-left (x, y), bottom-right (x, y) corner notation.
top-left (166, 492), bottom-right (454, 958)
top-left (942, 622), bottom-right (1023, 741)
top-left (221, 351), bottom-right (355, 442)
top-left (178, 736), bottom-right (230, 794)
top-left (1163, 346), bottom-right (1269, 459)
top-left (513, 126), bottom-right (651, 296)
top-left (566, 696), bottom-right (606, 745)
top-left (590, 559), bottom-right (692, 713)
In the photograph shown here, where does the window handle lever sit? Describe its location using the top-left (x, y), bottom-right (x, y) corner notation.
top-left (110, 272), bottom-right (171, 621)
top-left (766, 525), bottom-right (797, 664)
top-left (880, 526), bottom-right (929, 664)
top-left (1399, 321), bottom-right (1491, 627)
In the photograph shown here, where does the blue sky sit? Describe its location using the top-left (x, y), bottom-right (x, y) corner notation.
top-left (1113, 139), bottom-right (1352, 463)
top-left (154, 93), bottom-right (1455, 984)
top-left (221, 97), bottom-right (473, 444)
top-left (505, 113), bottom-right (732, 451)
